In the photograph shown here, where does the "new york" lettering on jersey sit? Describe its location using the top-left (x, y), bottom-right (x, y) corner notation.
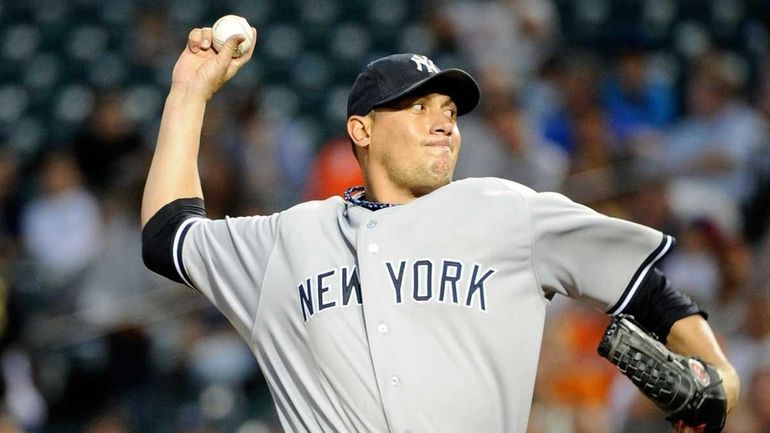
top-left (298, 265), bottom-right (361, 321)
top-left (385, 260), bottom-right (495, 312)
top-left (298, 260), bottom-right (496, 322)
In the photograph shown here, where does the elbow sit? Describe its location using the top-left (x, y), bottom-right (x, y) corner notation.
top-left (140, 197), bottom-right (206, 284)
top-left (141, 227), bottom-right (163, 273)
top-left (141, 220), bottom-right (175, 279)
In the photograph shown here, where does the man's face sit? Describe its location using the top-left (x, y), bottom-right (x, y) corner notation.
top-left (367, 92), bottom-right (461, 196)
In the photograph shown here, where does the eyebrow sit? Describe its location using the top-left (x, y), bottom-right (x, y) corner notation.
top-left (437, 95), bottom-right (457, 109)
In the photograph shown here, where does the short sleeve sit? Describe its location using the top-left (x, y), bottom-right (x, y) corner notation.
top-left (527, 191), bottom-right (674, 312)
top-left (177, 214), bottom-right (280, 339)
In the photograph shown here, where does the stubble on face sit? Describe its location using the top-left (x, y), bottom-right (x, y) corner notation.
top-left (379, 135), bottom-right (458, 196)
top-left (365, 92), bottom-right (462, 199)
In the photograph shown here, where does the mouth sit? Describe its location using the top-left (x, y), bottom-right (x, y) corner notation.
top-left (424, 137), bottom-right (452, 151)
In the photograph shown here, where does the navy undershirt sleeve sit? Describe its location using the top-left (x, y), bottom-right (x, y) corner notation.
top-left (621, 267), bottom-right (706, 343)
top-left (142, 198), bottom-right (206, 284)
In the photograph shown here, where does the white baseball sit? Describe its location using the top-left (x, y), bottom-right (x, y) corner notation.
top-left (212, 15), bottom-right (253, 57)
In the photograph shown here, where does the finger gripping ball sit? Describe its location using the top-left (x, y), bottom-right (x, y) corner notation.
top-left (212, 15), bottom-right (253, 57)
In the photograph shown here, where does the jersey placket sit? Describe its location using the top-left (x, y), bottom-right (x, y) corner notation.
top-left (354, 211), bottom-right (412, 433)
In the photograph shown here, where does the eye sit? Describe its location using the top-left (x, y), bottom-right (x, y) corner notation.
top-left (444, 108), bottom-right (457, 118)
top-left (410, 102), bottom-right (425, 112)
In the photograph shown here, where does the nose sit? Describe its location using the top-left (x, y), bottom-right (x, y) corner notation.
top-left (429, 111), bottom-right (453, 136)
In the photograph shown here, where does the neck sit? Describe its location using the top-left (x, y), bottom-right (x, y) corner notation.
top-left (363, 182), bottom-right (419, 205)
top-left (358, 156), bottom-right (447, 205)
top-left (360, 165), bottom-right (420, 205)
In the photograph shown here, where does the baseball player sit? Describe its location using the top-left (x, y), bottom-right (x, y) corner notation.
top-left (142, 28), bottom-right (739, 433)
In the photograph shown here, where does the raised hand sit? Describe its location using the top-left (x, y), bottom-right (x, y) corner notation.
top-left (171, 26), bottom-right (257, 100)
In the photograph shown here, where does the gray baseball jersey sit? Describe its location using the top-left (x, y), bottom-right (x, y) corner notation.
top-left (170, 177), bottom-right (672, 433)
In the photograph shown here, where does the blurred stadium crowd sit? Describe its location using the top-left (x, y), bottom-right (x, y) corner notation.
top-left (0, 0), bottom-right (769, 432)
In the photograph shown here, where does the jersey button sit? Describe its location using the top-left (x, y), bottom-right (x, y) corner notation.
top-left (368, 243), bottom-right (379, 254)
top-left (377, 323), bottom-right (388, 334)
top-left (389, 375), bottom-right (399, 387)
top-left (366, 220), bottom-right (377, 228)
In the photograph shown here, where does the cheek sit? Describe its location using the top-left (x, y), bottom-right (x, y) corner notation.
top-left (372, 119), bottom-right (411, 162)
top-left (453, 127), bottom-right (462, 154)
top-left (388, 122), bottom-right (420, 154)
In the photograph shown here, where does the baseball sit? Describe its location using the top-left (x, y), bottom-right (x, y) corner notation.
top-left (212, 15), bottom-right (253, 57)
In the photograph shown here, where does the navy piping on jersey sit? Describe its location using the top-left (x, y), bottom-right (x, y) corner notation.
top-left (173, 217), bottom-right (205, 290)
top-left (607, 234), bottom-right (675, 316)
top-left (621, 267), bottom-right (704, 342)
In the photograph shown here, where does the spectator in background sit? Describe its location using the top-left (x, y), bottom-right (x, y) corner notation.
top-left (0, 147), bottom-right (21, 254)
top-left (0, 144), bottom-right (40, 433)
top-left (234, 97), bottom-right (316, 214)
top-left (725, 294), bottom-right (770, 399)
top-left (613, 393), bottom-right (675, 433)
top-left (20, 151), bottom-right (103, 288)
top-left (660, 50), bottom-right (768, 236)
top-left (130, 7), bottom-right (176, 69)
top-left (747, 366), bottom-right (770, 433)
top-left (530, 304), bottom-right (615, 433)
top-left (72, 92), bottom-right (144, 197)
top-left (73, 153), bottom-right (169, 329)
top-left (303, 136), bottom-right (364, 200)
top-left (522, 55), bottom-right (563, 131)
top-left (454, 76), bottom-right (568, 191)
top-left (197, 104), bottom-right (240, 220)
top-left (0, 272), bottom-right (40, 432)
top-left (624, 179), bottom-right (678, 234)
top-left (706, 232), bottom-right (754, 337)
top-left (662, 219), bottom-right (725, 309)
top-left (600, 30), bottom-right (676, 150)
top-left (83, 412), bottom-right (132, 433)
top-left (541, 51), bottom-right (607, 156)
top-left (0, 414), bottom-right (22, 433)
top-left (561, 106), bottom-right (626, 207)
top-left (230, 97), bottom-right (286, 214)
top-left (0, 349), bottom-right (47, 430)
top-left (430, 0), bottom-right (559, 84)
top-left (742, 58), bottom-right (770, 243)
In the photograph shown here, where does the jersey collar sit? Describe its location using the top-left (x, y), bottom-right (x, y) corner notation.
top-left (343, 186), bottom-right (399, 211)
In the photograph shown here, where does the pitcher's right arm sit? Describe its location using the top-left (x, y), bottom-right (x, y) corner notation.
top-left (141, 26), bottom-right (256, 226)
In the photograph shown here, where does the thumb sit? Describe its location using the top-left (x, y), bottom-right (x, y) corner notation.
top-left (217, 34), bottom-right (246, 61)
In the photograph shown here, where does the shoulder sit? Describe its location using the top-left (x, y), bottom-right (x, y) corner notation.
top-left (428, 178), bottom-right (541, 211)
top-left (278, 196), bottom-right (346, 220)
top-left (222, 196), bottom-right (344, 225)
top-left (448, 178), bottom-right (594, 215)
top-left (449, 177), bottom-right (537, 198)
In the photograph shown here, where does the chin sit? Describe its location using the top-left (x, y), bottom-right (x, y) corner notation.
top-left (429, 160), bottom-right (455, 183)
top-left (425, 172), bottom-right (454, 193)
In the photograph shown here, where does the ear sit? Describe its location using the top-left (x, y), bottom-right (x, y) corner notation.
top-left (347, 115), bottom-right (372, 152)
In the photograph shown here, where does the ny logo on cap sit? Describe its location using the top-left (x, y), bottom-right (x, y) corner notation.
top-left (410, 54), bottom-right (439, 74)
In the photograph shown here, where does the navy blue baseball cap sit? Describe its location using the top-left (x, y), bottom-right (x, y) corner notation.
top-left (347, 53), bottom-right (480, 118)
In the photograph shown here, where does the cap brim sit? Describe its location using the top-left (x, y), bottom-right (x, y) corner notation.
top-left (373, 69), bottom-right (480, 116)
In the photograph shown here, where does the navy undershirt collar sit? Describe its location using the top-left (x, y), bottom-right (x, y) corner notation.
top-left (344, 186), bottom-right (399, 211)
